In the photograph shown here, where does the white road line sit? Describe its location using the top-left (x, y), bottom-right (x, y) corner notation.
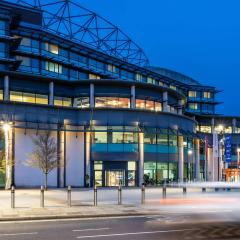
top-left (76, 228), bottom-right (198, 239)
top-left (73, 228), bottom-right (110, 232)
top-left (0, 232), bottom-right (38, 237)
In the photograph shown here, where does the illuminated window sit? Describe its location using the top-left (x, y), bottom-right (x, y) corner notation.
top-left (135, 73), bottom-right (142, 81)
top-left (54, 96), bottom-right (72, 107)
top-left (74, 97), bottom-right (90, 108)
top-left (136, 99), bottom-right (145, 109)
top-left (155, 102), bottom-right (162, 112)
top-left (0, 90), bottom-right (3, 100)
top-left (45, 61), bottom-right (62, 74)
top-left (107, 64), bottom-right (117, 73)
top-left (199, 126), bottom-right (211, 133)
top-left (10, 91), bottom-right (48, 105)
top-left (170, 85), bottom-right (176, 90)
top-left (146, 100), bottom-right (155, 111)
top-left (188, 91), bottom-right (197, 98)
top-left (203, 92), bottom-right (211, 99)
top-left (89, 74), bottom-right (100, 79)
top-left (128, 161), bottom-right (136, 171)
top-left (225, 126), bottom-right (232, 134)
top-left (147, 77), bottom-right (154, 84)
top-left (95, 97), bottom-right (130, 108)
top-left (44, 42), bottom-right (59, 55)
top-left (189, 103), bottom-right (198, 110)
top-left (159, 81), bottom-right (164, 86)
top-left (35, 94), bottom-right (48, 105)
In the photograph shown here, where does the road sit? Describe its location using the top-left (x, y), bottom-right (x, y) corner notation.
top-left (1, 212), bottom-right (240, 240)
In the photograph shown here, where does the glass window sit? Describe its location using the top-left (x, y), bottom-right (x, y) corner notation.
top-left (23, 92), bottom-right (35, 103)
top-left (189, 103), bottom-right (198, 110)
top-left (112, 132), bottom-right (123, 143)
top-left (123, 132), bottom-right (138, 143)
top-left (203, 91), bottom-right (211, 99)
top-left (45, 61), bottom-right (62, 74)
top-left (44, 42), bottom-right (59, 55)
top-left (144, 133), bottom-right (156, 144)
top-left (36, 94), bottom-right (48, 105)
top-left (170, 85), bottom-right (176, 90)
top-left (92, 132), bottom-right (107, 143)
top-left (136, 99), bottom-right (145, 109)
top-left (146, 100), bottom-right (155, 111)
top-left (155, 102), bottom-right (162, 112)
top-left (199, 125), bottom-right (211, 133)
top-left (95, 97), bottom-right (130, 109)
top-left (74, 97), bottom-right (89, 108)
top-left (0, 20), bottom-right (6, 35)
top-left (89, 73), bottom-right (100, 79)
top-left (188, 91), bottom-right (197, 98)
top-left (135, 73), bottom-right (142, 81)
top-left (0, 42), bottom-right (5, 57)
top-left (0, 90), bottom-right (3, 100)
top-left (94, 161), bottom-right (103, 170)
top-left (54, 96), bottom-right (72, 107)
top-left (10, 91), bottom-right (22, 102)
top-left (157, 133), bottom-right (168, 145)
top-left (107, 64), bottom-right (117, 73)
top-left (128, 161), bottom-right (136, 171)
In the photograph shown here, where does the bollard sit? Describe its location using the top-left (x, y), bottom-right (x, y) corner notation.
top-left (183, 186), bottom-right (187, 195)
top-left (94, 185), bottom-right (97, 206)
top-left (202, 187), bottom-right (206, 193)
top-left (67, 186), bottom-right (71, 207)
top-left (40, 185), bottom-right (44, 208)
top-left (162, 185), bottom-right (166, 199)
top-left (11, 186), bottom-right (15, 209)
top-left (141, 184), bottom-right (145, 204)
top-left (118, 185), bottom-right (122, 205)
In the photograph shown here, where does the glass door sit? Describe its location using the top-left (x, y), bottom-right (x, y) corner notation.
top-left (105, 170), bottom-right (125, 186)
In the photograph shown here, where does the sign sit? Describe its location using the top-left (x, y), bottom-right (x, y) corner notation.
top-left (213, 130), bottom-right (219, 158)
top-left (225, 134), bottom-right (232, 163)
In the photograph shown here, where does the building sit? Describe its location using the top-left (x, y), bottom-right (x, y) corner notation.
top-left (0, 0), bottom-right (239, 188)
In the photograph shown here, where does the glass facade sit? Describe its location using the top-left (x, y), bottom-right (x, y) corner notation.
top-left (91, 127), bottom-right (139, 153)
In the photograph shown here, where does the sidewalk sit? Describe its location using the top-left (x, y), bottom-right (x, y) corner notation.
top-left (0, 187), bottom-right (240, 221)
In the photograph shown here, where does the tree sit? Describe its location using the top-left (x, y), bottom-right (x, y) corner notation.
top-left (26, 131), bottom-right (59, 189)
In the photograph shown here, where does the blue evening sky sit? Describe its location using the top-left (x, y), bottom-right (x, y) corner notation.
top-left (80, 0), bottom-right (240, 116)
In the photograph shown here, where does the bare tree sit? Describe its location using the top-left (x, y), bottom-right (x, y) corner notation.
top-left (26, 131), bottom-right (59, 189)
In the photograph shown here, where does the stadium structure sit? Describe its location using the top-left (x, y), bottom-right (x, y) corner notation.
top-left (0, 0), bottom-right (239, 188)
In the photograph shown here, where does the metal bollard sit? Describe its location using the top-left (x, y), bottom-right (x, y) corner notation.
top-left (67, 186), bottom-right (71, 207)
top-left (118, 185), bottom-right (122, 205)
top-left (11, 186), bottom-right (15, 209)
top-left (202, 187), bottom-right (206, 193)
top-left (94, 185), bottom-right (97, 206)
top-left (40, 186), bottom-right (44, 208)
top-left (141, 184), bottom-right (145, 204)
top-left (183, 186), bottom-right (187, 195)
top-left (162, 185), bottom-right (166, 199)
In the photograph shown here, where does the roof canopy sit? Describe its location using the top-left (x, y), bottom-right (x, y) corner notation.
top-left (8, 0), bottom-right (149, 66)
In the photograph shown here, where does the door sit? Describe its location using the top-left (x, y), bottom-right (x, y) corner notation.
top-left (105, 170), bottom-right (125, 186)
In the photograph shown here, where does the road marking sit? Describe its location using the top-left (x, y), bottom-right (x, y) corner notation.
top-left (73, 228), bottom-right (110, 232)
top-left (0, 232), bottom-right (38, 237)
top-left (76, 228), bottom-right (198, 238)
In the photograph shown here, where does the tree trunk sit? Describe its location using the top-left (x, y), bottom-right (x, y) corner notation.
top-left (45, 173), bottom-right (48, 190)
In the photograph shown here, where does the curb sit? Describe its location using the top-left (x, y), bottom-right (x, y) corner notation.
top-left (0, 212), bottom-right (151, 222)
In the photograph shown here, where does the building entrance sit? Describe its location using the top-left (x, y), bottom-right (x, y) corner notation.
top-left (105, 170), bottom-right (125, 186)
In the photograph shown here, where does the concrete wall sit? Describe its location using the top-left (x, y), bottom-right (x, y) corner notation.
top-left (65, 131), bottom-right (85, 187)
top-left (14, 129), bottom-right (58, 187)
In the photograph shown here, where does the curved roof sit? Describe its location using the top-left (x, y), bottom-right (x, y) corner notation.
top-left (146, 66), bottom-right (200, 85)
top-left (8, 0), bottom-right (149, 66)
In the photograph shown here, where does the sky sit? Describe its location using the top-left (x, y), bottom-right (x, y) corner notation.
top-left (79, 0), bottom-right (240, 116)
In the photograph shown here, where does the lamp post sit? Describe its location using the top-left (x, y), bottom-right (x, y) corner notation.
top-left (237, 148), bottom-right (240, 181)
top-left (188, 149), bottom-right (193, 181)
top-left (217, 125), bottom-right (225, 182)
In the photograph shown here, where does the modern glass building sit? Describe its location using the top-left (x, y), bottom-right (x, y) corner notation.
top-left (0, 0), bottom-right (239, 188)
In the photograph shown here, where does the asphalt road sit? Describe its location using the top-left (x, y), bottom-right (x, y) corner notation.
top-left (1, 212), bottom-right (240, 240)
